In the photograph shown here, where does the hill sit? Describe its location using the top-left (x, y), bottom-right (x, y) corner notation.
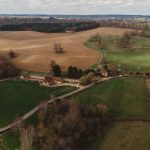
top-left (0, 27), bottom-right (132, 72)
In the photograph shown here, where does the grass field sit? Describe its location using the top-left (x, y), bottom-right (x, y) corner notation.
top-left (80, 77), bottom-right (150, 150)
top-left (92, 122), bottom-right (150, 150)
top-left (0, 79), bottom-right (76, 127)
top-left (85, 34), bottom-right (150, 71)
top-left (74, 77), bottom-right (149, 118)
top-left (107, 51), bottom-right (150, 71)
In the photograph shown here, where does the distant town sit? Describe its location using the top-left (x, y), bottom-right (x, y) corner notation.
top-left (0, 14), bottom-right (150, 21)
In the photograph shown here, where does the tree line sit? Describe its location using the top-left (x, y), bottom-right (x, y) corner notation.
top-left (51, 63), bottom-right (84, 79)
top-left (119, 29), bottom-right (150, 49)
top-left (0, 22), bottom-right (99, 33)
top-left (99, 19), bottom-right (150, 30)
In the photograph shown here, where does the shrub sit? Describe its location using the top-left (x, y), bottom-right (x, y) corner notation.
top-left (80, 72), bottom-right (94, 85)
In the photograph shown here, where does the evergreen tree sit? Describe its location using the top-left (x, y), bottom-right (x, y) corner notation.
top-left (78, 69), bottom-right (83, 78)
top-left (72, 66), bottom-right (78, 78)
top-left (67, 66), bottom-right (74, 78)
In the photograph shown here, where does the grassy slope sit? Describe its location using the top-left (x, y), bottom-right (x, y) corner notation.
top-left (107, 51), bottom-right (150, 71)
top-left (85, 35), bottom-right (150, 71)
top-left (75, 77), bottom-right (148, 118)
top-left (92, 122), bottom-right (150, 150)
top-left (0, 79), bottom-right (76, 127)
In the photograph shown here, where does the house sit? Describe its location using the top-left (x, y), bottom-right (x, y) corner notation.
top-left (64, 78), bottom-right (79, 84)
top-left (100, 66), bottom-right (108, 77)
top-left (21, 73), bottom-right (65, 86)
top-left (99, 64), bottom-right (120, 77)
top-left (21, 75), bottom-right (45, 81)
top-left (107, 64), bottom-right (120, 76)
top-left (97, 65), bottom-right (108, 77)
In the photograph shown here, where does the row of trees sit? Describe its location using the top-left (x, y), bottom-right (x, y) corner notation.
top-left (99, 19), bottom-right (150, 30)
top-left (51, 61), bottom-right (84, 79)
top-left (119, 28), bottom-right (150, 49)
top-left (89, 28), bottom-right (150, 52)
top-left (0, 21), bottom-right (99, 33)
top-left (67, 66), bottom-right (83, 79)
top-left (51, 61), bottom-right (119, 80)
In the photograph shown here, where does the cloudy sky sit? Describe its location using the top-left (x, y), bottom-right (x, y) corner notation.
top-left (0, 0), bottom-right (149, 15)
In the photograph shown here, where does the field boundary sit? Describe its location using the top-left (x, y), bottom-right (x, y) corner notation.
top-left (113, 118), bottom-right (150, 122)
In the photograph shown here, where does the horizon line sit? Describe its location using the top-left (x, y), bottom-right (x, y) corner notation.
top-left (0, 13), bottom-right (150, 16)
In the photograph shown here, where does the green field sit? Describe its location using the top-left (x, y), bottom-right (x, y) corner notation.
top-left (107, 51), bottom-right (150, 71)
top-left (92, 122), bottom-right (150, 150)
top-left (75, 77), bottom-right (150, 150)
top-left (146, 79), bottom-right (150, 94)
top-left (85, 35), bottom-right (150, 71)
top-left (1, 77), bottom-right (149, 150)
top-left (0, 79), bottom-right (76, 127)
top-left (75, 77), bottom-right (149, 118)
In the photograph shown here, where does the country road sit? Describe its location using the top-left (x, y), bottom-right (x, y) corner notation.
top-left (0, 76), bottom-right (117, 134)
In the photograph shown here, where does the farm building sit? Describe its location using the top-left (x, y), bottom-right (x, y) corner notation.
top-left (20, 74), bottom-right (64, 86)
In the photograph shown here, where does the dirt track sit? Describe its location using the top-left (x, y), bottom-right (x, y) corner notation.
top-left (0, 27), bottom-right (132, 72)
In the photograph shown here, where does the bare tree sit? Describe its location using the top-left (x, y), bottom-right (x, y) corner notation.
top-left (53, 43), bottom-right (58, 53)
top-left (8, 49), bottom-right (17, 58)
top-left (19, 126), bottom-right (35, 150)
top-left (53, 43), bottom-right (64, 54)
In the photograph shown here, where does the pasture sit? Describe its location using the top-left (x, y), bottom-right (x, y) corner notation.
top-left (92, 122), bottom-right (150, 150)
top-left (74, 77), bottom-right (149, 118)
top-left (85, 34), bottom-right (150, 71)
top-left (0, 79), bottom-right (76, 127)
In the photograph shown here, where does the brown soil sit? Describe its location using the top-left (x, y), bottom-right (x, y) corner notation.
top-left (0, 27), bottom-right (132, 72)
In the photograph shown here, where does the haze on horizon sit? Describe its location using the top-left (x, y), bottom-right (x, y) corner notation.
top-left (0, 0), bottom-right (149, 15)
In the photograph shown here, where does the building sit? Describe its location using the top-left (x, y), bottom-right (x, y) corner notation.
top-left (45, 76), bottom-right (64, 85)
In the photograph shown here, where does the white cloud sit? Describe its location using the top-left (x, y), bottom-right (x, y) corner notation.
top-left (0, 0), bottom-right (149, 15)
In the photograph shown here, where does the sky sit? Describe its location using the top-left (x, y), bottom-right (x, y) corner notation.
top-left (0, 0), bottom-right (149, 15)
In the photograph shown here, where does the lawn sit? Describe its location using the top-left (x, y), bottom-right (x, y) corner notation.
top-left (74, 77), bottom-right (149, 118)
top-left (92, 122), bottom-right (150, 150)
top-left (0, 79), bottom-right (76, 127)
top-left (85, 34), bottom-right (150, 71)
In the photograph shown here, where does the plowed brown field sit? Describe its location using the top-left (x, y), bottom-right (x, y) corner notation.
top-left (0, 27), bottom-right (132, 72)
